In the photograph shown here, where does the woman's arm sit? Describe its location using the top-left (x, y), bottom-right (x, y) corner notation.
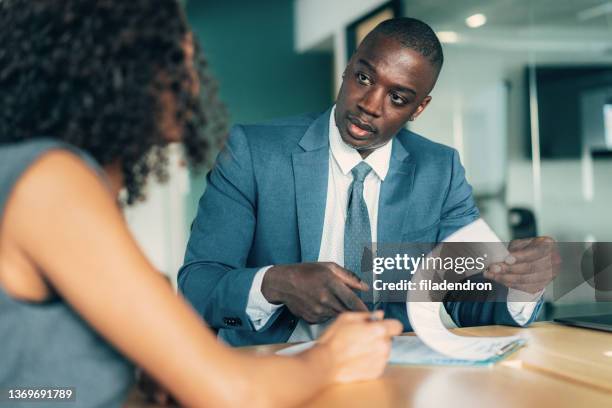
top-left (3, 151), bottom-right (399, 407)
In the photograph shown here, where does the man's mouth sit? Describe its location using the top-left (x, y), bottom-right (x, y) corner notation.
top-left (346, 115), bottom-right (376, 139)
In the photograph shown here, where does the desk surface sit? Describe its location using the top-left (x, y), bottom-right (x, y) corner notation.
top-left (126, 322), bottom-right (612, 407)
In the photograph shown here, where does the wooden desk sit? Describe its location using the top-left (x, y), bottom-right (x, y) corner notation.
top-left (126, 322), bottom-right (612, 407)
top-left (459, 322), bottom-right (612, 394)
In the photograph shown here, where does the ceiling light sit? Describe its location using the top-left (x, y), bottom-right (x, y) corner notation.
top-left (604, 350), bottom-right (612, 357)
top-left (437, 31), bottom-right (459, 43)
top-left (465, 13), bottom-right (487, 28)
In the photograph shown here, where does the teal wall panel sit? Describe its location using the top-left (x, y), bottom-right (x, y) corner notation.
top-left (187, 0), bottom-right (333, 124)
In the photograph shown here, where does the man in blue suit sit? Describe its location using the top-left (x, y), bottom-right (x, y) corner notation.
top-left (179, 18), bottom-right (557, 346)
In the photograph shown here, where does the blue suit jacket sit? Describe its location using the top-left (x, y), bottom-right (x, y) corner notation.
top-left (178, 108), bottom-right (541, 346)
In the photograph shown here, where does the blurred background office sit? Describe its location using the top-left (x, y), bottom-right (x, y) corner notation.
top-left (125, 0), bottom-right (612, 319)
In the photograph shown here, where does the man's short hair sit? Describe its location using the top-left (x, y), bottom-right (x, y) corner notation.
top-left (366, 17), bottom-right (444, 73)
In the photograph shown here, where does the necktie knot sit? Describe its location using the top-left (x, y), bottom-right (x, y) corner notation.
top-left (351, 162), bottom-right (372, 183)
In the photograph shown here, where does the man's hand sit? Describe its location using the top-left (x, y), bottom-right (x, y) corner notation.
top-left (484, 236), bottom-right (561, 295)
top-left (261, 262), bottom-right (369, 324)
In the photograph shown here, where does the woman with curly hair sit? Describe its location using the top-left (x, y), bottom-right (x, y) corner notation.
top-left (0, 0), bottom-right (401, 407)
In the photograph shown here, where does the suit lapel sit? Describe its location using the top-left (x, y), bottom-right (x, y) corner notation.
top-left (377, 133), bottom-right (415, 244)
top-left (292, 109), bottom-right (331, 262)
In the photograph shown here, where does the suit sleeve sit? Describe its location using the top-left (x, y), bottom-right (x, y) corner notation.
top-left (178, 125), bottom-right (281, 331)
top-left (438, 149), bottom-right (542, 328)
top-left (443, 280), bottom-right (544, 329)
top-left (436, 149), bottom-right (480, 242)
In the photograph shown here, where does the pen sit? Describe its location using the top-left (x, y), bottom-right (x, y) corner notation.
top-left (368, 301), bottom-right (383, 321)
top-left (496, 340), bottom-right (524, 356)
top-left (368, 313), bottom-right (382, 321)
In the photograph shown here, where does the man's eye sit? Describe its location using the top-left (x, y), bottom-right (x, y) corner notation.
top-left (390, 93), bottom-right (407, 106)
top-left (356, 73), bottom-right (371, 85)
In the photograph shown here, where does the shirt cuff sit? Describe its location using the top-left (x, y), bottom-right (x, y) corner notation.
top-left (506, 288), bottom-right (544, 326)
top-left (246, 265), bottom-right (283, 331)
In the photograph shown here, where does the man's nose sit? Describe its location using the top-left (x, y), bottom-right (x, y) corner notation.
top-left (357, 87), bottom-right (383, 118)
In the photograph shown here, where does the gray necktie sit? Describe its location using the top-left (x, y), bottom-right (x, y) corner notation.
top-left (344, 162), bottom-right (373, 282)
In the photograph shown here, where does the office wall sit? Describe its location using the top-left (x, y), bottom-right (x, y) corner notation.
top-left (294, 0), bottom-right (387, 52)
top-left (186, 0), bottom-right (334, 124)
top-left (124, 145), bottom-right (189, 284)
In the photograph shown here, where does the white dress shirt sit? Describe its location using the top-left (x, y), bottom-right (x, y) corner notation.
top-left (246, 106), bottom-right (540, 340)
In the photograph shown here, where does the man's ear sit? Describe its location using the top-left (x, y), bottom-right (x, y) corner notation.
top-left (410, 96), bottom-right (432, 121)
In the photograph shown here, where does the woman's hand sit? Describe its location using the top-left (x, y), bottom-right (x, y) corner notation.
top-left (315, 311), bottom-right (402, 383)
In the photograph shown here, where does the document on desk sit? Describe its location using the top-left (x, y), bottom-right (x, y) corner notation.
top-left (276, 335), bottom-right (522, 366)
top-left (407, 218), bottom-right (526, 362)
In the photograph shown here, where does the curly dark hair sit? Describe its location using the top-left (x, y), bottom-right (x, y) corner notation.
top-left (0, 0), bottom-right (227, 204)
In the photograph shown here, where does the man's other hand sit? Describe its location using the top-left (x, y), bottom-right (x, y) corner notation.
top-left (484, 236), bottom-right (561, 294)
top-left (261, 262), bottom-right (369, 324)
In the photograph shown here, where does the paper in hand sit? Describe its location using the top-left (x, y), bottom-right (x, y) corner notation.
top-left (407, 218), bottom-right (525, 362)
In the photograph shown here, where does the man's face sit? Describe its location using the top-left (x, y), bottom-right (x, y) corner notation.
top-left (335, 34), bottom-right (438, 155)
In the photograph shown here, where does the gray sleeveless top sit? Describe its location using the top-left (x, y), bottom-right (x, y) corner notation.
top-left (0, 139), bottom-right (134, 407)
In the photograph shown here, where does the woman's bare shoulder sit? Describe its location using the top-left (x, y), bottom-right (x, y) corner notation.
top-left (10, 149), bottom-right (112, 210)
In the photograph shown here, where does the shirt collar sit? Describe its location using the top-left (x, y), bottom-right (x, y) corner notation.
top-left (328, 105), bottom-right (392, 181)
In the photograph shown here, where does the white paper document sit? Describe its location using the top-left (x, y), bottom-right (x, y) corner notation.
top-left (407, 218), bottom-right (525, 362)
